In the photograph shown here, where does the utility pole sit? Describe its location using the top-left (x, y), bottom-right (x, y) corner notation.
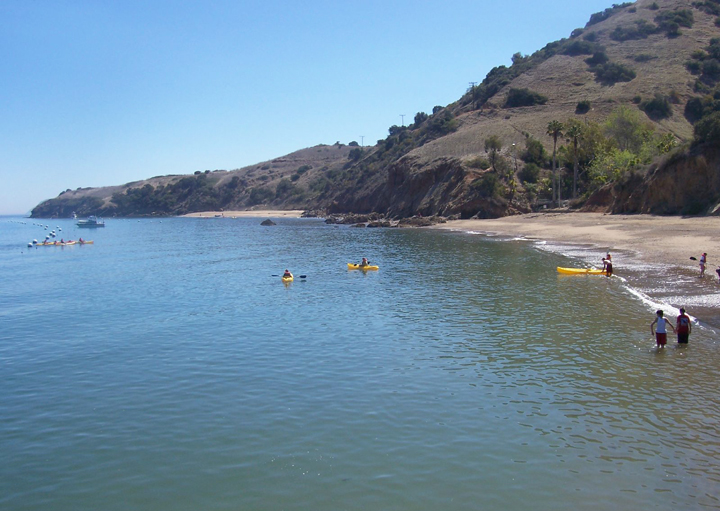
top-left (400, 114), bottom-right (405, 127)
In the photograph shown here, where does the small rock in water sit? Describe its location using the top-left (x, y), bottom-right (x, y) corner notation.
top-left (260, 219), bottom-right (276, 226)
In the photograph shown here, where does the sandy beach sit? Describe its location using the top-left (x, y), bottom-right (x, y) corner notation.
top-left (437, 212), bottom-right (720, 271)
top-left (437, 212), bottom-right (720, 327)
top-left (182, 210), bottom-right (304, 218)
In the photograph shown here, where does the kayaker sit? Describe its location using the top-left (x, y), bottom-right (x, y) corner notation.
top-left (79, 237), bottom-right (84, 244)
top-left (283, 269), bottom-right (293, 278)
top-left (360, 257), bottom-right (370, 267)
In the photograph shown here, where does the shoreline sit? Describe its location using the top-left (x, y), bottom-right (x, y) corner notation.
top-left (181, 210), bottom-right (304, 218)
top-left (435, 212), bottom-right (720, 271)
top-left (434, 212), bottom-right (720, 329)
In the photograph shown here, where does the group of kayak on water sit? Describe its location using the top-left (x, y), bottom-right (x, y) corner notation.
top-left (32, 237), bottom-right (92, 246)
top-left (282, 258), bottom-right (377, 281)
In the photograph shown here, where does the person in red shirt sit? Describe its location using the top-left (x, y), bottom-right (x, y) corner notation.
top-left (676, 308), bottom-right (692, 344)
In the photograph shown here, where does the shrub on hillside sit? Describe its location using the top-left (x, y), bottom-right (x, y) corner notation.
top-left (655, 9), bottom-right (694, 37)
top-left (348, 148), bottom-right (364, 161)
top-left (693, 111), bottom-right (720, 147)
top-left (466, 156), bottom-right (490, 170)
top-left (504, 88), bottom-right (548, 108)
top-left (522, 137), bottom-right (547, 166)
top-left (694, 1), bottom-right (720, 15)
top-left (576, 100), bottom-right (591, 114)
top-left (519, 162), bottom-right (541, 183)
top-left (426, 110), bottom-right (458, 135)
top-left (471, 173), bottom-right (502, 198)
top-left (592, 62), bottom-right (637, 85)
top-left (249, 187), bottom-right (274, 205)
top-left (586, 3), bottom-right (633, 27)
top-left (640, 94), bottom-right (673, 120)
top-left (633, 53), bottom-right (656, 62)
top-left (610, 20), bottom-right (658, 41)
top-left (585, 51), bottom-right (609, 66)
top-left (684, 96), bottom-right (703, 123)
top-left (562, 39), bottom-right (597, 56)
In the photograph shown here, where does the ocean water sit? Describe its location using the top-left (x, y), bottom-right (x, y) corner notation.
top-left (2, 216), bottom-right (720, 511)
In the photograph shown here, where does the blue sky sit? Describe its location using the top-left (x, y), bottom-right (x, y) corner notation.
top-left (0, 0), bottom-right (616, 215)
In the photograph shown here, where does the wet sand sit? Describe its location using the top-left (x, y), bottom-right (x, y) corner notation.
top-left (437, 212), bottom-right (720, 272)
top-left (182, 210), bottom-right (304, 218)
top-left (436, 212), bottom-right (720, 328)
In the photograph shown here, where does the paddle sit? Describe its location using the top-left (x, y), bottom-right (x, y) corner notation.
top-left (272, 274), bottom-right (307, 279)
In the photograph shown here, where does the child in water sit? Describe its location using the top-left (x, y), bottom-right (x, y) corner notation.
top-left (651, 310), bottom-right (676, 348)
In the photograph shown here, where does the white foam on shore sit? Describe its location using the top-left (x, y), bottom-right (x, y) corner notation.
top-left (450, 227), bottom-right (719, 333)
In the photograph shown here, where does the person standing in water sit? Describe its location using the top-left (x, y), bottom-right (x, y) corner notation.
top-left (602, 253), bottom-right (613, 277)
top-left (651, 310), bottom-right (676, 348)
top-left (699, 253), bottom-right (707, 277)
top-left (676, 308), bottom-right (692, 344)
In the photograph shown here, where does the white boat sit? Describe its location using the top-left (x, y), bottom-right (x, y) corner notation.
top-left (77, 216), bottom-right (105, 228)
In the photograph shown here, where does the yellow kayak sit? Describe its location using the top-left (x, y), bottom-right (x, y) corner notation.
top-left (282, 275), bottom-right (294, 283)
top-left (557, 267), bottom-right (607, 275)
top-left (347, 263), bottom-right (379, 271)
top-left (36, 241), bottom-right (76, 246)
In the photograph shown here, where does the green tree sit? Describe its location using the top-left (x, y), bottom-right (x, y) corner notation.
top-left (587, 149), bottom-right (639, 188)
top-left (522, 137), bottom-right (547, 166)
top-left (546, 120), bottom-right (564, 205)
top-left (348, 148), bottom-right (364, 161)
top-left (565, 120), bottom-right (583, 198)
top-left (604, 106), bottom-right (650, 153)
top-left (694, 111), bottom-right (720, 147)
top-left (484, 135), bottom-right (503, 172)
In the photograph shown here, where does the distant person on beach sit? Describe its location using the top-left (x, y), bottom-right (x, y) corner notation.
top-left (716, 266), bottom-right (720, 283)
top-left (602, 253), bottom-right (613, 277)
top-left (676, 308), bottom-right (692, 344)
top-left (651, 310), bottom-right (676, 348)
top-left (700, 253), bottom-right (707, 277)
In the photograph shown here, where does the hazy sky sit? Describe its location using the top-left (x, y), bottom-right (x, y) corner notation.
top-left (0, 0), bottom-right (615, 215)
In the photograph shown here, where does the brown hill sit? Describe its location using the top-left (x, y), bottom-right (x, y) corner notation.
top-left (32, 0), bottom-right (720, 219)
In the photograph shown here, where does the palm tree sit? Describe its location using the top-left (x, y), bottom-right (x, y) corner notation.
top-left (565, 121), bottom-right (583, 199)
top-left (546, 120), bottom-right (564, 205)
top-left (484, 135), bottom-right (502, 172)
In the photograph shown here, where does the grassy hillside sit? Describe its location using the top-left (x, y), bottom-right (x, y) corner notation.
top-left (32, 0), bottom-right (720, 219)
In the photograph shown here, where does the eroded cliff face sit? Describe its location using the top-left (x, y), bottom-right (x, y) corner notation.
top-left (383, 156), bottom-right (525, 219)
top-left (606, 146), bottom-right (720, 215)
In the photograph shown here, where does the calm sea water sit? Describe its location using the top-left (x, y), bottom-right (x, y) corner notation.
top-left (2, 216), bottom-right (720, 511)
